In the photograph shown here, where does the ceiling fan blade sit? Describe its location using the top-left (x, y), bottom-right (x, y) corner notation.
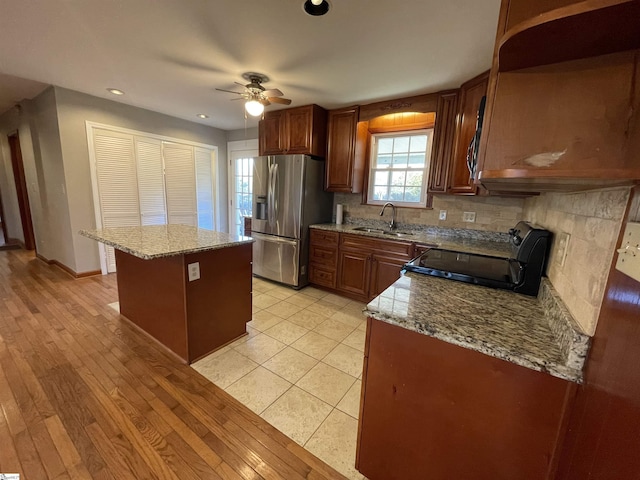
top-left (262, 88), bottom-right (283, 97)
top-left (260, 98), bottom-right (271, 106)
top-left (268, 97), bottom-right (292, 105)
top-left (215, 88), bottom-right (244, 95)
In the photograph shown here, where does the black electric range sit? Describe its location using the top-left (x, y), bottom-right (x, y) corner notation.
top-left (403, 221), bottom-right (551, 296)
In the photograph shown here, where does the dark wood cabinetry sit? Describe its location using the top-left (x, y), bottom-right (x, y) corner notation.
top-left (309, 230), bottom-right (413, 302)
top-left (258, 104), bottom-right (327, 157)
top-left (427, 91), bottom-right (459, 194)
top-left (357, 317), bottom-right (576, 480)
top-left (325, 106), bottom-right (368, 193)
top-left (477, 0), bottom-right (640, 193)
top-left (448, 71), bottom-right (489, 195)
top-left (308, 229), bottom-right (339, 289)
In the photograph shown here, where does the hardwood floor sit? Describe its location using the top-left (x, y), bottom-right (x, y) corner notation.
top-left (0, 249), bottom-right (349, 480)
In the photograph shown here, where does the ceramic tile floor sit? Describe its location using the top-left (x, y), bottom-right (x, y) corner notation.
top-left (192, 277), bottom-right (368, 480)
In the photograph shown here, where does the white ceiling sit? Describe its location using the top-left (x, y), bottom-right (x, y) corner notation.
top-left (0, 0), bottom-right (501, 131)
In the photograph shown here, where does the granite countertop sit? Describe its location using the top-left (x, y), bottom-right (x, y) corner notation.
top-left (366, 274), bottom-right (590, 383)
top-left (80, 225), bottom-right (254, 260)
top-left (310, 223), bottom-right (512, 258)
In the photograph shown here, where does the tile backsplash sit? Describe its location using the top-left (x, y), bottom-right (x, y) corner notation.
top-left (333, 193), bottom-right (525, 233)
top-left (523, 187), bottom-right (631, 335)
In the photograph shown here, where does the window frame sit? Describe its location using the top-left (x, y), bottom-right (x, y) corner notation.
top-left (365, 129), bottom-right (434, 208)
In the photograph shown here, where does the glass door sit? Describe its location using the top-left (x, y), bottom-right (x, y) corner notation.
top-left (229, 150), bottom-right (256, 236)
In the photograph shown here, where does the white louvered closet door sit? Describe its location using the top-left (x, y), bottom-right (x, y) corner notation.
top-left (195, 147), bottom-right (215, 230)
top-left (163, 142), bottom-right (197, 226)
top-left (93, 128), bottom-right (141, 272)
top-left (135, 137), bottom-right (167, 225)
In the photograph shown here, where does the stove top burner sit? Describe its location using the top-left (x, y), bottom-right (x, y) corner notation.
top-left (403, 221), bottom-right (551, 296)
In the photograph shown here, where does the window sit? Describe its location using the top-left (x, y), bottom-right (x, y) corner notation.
top-left (367, 130), bottom-right (433, 206)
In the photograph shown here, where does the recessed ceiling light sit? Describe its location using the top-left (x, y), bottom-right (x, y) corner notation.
top-left (196, 114), bottom-right (209, 119)
top-left (107, 88), bottom-right (125, 95)
top-left (303, 0), bottom-right (330, 16)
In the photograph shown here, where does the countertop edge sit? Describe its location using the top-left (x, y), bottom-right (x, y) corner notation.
top-left (366, 309), bottom-right (583, 383)
top-left (79, 229), bottom-right (254, 260)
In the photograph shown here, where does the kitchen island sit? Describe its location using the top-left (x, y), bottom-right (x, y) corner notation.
top-left (80, 225), bottom-right (254, 363)
top-left (357, 273), bottom-right (590, 480)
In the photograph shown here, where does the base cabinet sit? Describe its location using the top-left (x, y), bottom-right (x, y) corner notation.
top-left (357, 318), bottom-right (576, 480)
top-left (310, 231), bottom-right (413, 302)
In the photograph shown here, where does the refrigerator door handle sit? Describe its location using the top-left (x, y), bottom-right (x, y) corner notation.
top-left (251, 231), bottom-right (298, 246)
top-left (272, 163), bottom-right (279, 227)
top-left (267, 163), bottom-right (275, 228)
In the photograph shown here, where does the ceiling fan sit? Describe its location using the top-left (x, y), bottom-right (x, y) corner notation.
top-left (216, 72), bottom-right (291, 117)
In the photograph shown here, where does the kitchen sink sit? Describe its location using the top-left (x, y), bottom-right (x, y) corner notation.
top-left (351, 226), bottom-right (414, 237)
top-left (352, 227), bottom-right (386, 233)
top-left (383, 231), bottom-right (414, 237)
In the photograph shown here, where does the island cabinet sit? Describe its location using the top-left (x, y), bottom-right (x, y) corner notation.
top-left (448, 71), bottom-right (489, 195)
top-left (325, 106), bottom-right (368, 193)
top-left (258, 104), bottom-right (327, 157)
top-left (476, 0), bottom-right (640, 193)
top-left (80, 226), bottom-right (254, 364)
top-left (357, 318), bottom-right (577, 480)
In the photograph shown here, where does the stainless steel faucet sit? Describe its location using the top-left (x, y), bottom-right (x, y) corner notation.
top-left (380, 202), bottom-right (396, 230)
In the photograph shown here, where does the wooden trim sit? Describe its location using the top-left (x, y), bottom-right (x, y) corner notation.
top-left (36, 252), bottom-right (101, 278)
top-left (359, 93), bottom-right (440, 122)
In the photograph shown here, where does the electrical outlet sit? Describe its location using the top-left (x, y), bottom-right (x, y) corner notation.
top-left (188, 262), bottom-right (200, 281)
top-left (462, 212), bottom-right (476, 223)
top-left (556, 232), bottom-right (570, 266)
top-left (439, 210), bottom-right (447, 220)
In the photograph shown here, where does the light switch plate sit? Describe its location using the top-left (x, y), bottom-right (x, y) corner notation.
top-left (188, 262), bottom-right (200, 281)
top-left (615, 222), bottom-right (640, 283)
top-left (439, 210), bottom-right (447, 220)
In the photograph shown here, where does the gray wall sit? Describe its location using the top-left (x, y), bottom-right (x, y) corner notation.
top-left (0, 86), bottom-right (231, 274)
top-left (53, 87), bottom-right (229, 273)
top-left (0, 106), bottom-right (26, 243)
top-left (227, 126), bottom-right (259, 142)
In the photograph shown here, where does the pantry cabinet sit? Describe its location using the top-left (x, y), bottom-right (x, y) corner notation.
top-left (476, 0), bottom-right (640, 192)
top-left (258, 104), bottom-right (327, 157)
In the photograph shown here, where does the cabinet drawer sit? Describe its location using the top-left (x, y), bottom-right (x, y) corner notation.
top-left (310, 229), bottom-right (339, 246)
top-left (341, 233), bottom-right (413, 259)
top-left (310, 244), bottom-right (337, 267)
top-left (309, 264), bottom-right (336, 289)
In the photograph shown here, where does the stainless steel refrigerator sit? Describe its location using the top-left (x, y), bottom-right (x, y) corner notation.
top-left (252, 154), bottom-right (333, 288)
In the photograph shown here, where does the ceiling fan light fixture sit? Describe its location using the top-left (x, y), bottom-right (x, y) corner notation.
top-left (303, 0), bottom-right (330, 16)
top-left (245, 99), bottom-right (264, 117)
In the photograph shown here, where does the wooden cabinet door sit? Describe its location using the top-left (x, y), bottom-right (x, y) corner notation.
top-left (428, 92), bottom-right (459, 194)
top-left (326, 106), bottom-right (365, 192)
top-left (369, 254), bottom-right (407, 298)
top-left (357, 318), bottom-right (575, 480)
top-left (259, 111), bottom-right (285, 155)
top-left (337, 249), bottom-right (370, 298)
top-left (286, 106), bottom-right (313, 154)
top-left (449, 71), bottom-right (488, 195)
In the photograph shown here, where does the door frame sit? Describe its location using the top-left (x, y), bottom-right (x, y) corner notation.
top-left (227, 139), bottom-right (258, 235)
top-left (8, 132), bottom-right (36, 250)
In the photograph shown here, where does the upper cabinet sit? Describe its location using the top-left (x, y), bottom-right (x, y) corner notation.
top-left (427, 92), bottom-right (458, 194)
top-left (258, 104), bottom-right (327, 157)
top-left (325, 106), bottom-right (368, 193)
top-left (476, 0), bottom-right (640, 193)
top-left (448, 72), bottom-right (489, 195)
